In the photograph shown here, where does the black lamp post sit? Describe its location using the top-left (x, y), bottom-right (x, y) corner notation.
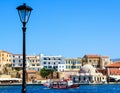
top-left (16, 3), bottom-right (32, 93)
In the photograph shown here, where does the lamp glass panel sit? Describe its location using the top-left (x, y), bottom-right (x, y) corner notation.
top-left (18, 9), bottom-right (31, 23)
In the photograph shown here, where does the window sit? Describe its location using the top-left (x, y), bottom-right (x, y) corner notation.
top-left (58, 58), bottom-right (61, 60)
top-left (48, 66), bottom-right (52, 68)
top-left (68, 61), bottom-right (70, 64)
top-left (77, 66), bottom-right (79, 68)
top-left (43, 62), bottom-right (46, 64)
top-left (13, 60), bottom-right (15, 62)
top-left (44, 58), bottom-right (47, 60)
top-left (44, 66), bottom-right (47, 68)
top-left (32, 64), bottom-right (35, 66)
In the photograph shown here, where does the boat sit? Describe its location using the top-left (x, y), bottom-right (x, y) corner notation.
top-left (43, 79), bottom-right (80, 89)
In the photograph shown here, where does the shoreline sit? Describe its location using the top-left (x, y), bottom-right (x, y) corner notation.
top-left (0, 82), bottom-right (120, 86)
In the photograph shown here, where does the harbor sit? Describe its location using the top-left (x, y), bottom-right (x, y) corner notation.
top-left (0, 84), bottom-right (120, 93)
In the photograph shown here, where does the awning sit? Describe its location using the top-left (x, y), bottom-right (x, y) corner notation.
top-left (109, 75), bottom-right (120, 81)
top-left (0, 78), bottom-right (22, 81)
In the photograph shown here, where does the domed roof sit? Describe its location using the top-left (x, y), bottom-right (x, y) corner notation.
top-left (80, 64), bottom-right (96, 73)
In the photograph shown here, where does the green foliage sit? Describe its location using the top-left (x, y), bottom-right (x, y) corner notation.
top-left (40, 68), bottom-right (54, 78)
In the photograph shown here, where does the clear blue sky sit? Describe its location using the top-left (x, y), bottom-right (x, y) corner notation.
top-left (0, 0), bottom-right (120, 58)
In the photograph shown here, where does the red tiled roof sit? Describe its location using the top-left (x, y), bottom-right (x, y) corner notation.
top-left (101, 56), bottom-right (109, 58)
top-left (86, 54), bottom-right (99, 58)
top-left (106, 62), bottom-right (120, 67)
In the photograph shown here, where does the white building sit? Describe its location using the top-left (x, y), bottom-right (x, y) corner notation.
top-left (58, 64), bottom-right (65, 72)
top-left (40, 54), bottom-right (65, 71)
top-left (12, 54), bottom-right (41, 71)
top-left (72, 64), bottom-right (106, 84)
top-left (26, 55), bottom-right (41, 71)
top-left (12, 54), bottom-right (23, 68)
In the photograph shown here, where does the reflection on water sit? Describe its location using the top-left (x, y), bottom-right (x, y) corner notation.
top-left (0, 84), bottom-right (120, 93)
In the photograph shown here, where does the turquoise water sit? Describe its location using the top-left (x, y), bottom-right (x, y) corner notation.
top-left (0, 84), bottom-right (120, 93)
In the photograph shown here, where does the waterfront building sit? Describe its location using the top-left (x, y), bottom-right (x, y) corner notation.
top-left (105, 62), bottom-right (120, 82)
top-left (12, 54), bottom-right (23, 70)
top-left (12, 54), bottom-right (41, 71)
top-left (82, 54), bottom-right (100, 68)
top-left (0, 50), bottom-right (12, 73)
top-left (65, 58), bottom-right (82, 71)
top-left (58, 64), bottom-right (65, 72)
top-left (40, 54), bottom-right (65, 71)
top-left (97, 56), bottom-right (112, 75)
top-left (26, 55), bottom-right (41, 71)
top-left (72, 64), bottom-right (106, 84)
top-left (0, 74), bottom-right (22, 84)
top-left (18, 70), bottom-right (41, 83)
top-left (59, 71), bottom-right (79, 80)
top-left (100, 56), bottom-right (112, 69)
top-left (82, 54), bottom-right (111, 69)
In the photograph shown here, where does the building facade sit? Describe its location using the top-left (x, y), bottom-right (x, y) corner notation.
top-left (40, 54), bottom-right (65, 71)
top-left (26, 55), bottom-right (41, 71)
top-left (58, 64), bottom-right (65, 72)
top-left (72, 64), bottom-right (106, 84)
top-left (12, 54), bottom-right (23, 69)
top-left (65, 58), bottom-right (82, 71)
top-left (106, 62), bottom-right (120, 82)
top-left (82, 54), bottom-right (100, 68)
top-left (101, 56), bottom-right (111, 69)
top-left (82, 54), bottom-right (111, 69)
top-left (0, 50), bottom-right (12, 73)
top-left (12, 54), bottom-right (41, 71)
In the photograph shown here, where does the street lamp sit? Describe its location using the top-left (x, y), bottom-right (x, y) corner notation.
top-left (16, 3), bottom-right (32, 93)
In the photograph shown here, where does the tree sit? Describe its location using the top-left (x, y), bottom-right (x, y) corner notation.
top-left (40, 68), bottom-right (54, 78)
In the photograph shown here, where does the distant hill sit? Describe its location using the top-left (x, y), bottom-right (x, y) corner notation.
top-left (111, 58), bottom-right (120, 62)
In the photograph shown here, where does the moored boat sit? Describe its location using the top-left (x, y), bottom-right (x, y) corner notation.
top-left (43, 79), bottom-right (80, 89)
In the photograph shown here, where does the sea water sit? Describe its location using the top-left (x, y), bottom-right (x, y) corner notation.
top-left (0, 84), bottom-right (120, 93)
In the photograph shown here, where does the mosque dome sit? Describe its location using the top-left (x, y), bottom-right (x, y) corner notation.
top-left (80, 64), bottom-right (96, 73)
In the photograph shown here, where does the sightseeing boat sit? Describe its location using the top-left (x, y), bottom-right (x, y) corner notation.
top-left (43, 79), bottom-right (80, 89)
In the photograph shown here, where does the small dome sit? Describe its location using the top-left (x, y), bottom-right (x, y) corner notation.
top-left (80, 64), bottom-right (96, 73)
